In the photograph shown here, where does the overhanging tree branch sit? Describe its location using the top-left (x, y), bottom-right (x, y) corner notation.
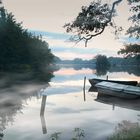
top-left (64, 0), bottom-right (123, 47)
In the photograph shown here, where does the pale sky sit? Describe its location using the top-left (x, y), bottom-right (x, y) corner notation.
top-left (3, 0), bottom-right (133, 60)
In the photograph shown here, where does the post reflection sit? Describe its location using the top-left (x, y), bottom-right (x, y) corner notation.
top-left (40, 115), bottom-right (47, 134)
top-left (40, 95), bottom-right (47, 134)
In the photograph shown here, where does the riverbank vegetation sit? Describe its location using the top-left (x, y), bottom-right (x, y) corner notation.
top-left (0, 6), bottom-right (54, 72)
top-left (108, 121), bottom-right (140, 140)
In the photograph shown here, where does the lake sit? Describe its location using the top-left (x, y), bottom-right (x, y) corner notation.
top-left (0, 66), bottom-right (140, 140)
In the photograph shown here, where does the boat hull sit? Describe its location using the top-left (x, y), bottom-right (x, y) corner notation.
top-left (95, 81), bottom-right (140, 99)
top-left (89, 78), bottom-right (138, 86)
top-left (97, 87), bottom-right (138, 99)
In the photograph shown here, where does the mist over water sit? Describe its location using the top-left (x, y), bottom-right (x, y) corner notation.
top-left (0, 65), bottom-right (140, 140)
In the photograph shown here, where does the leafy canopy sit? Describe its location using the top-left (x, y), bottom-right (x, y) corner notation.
top-left (64, 0), bottom-right (140, 57)
top-left (0, 6), bottom-right (54, 71)
top-left (64, 0), bottom-right (122, 47)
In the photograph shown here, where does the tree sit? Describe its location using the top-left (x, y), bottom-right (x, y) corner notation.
top-left (64, 0), bottom-right (122, 47)
top-left (64, 0), bottom-right (140, 57)
top-left (127, 0), bottom-right (140, 39)
top-left (120, 0), bottom-right (140, 57)
top-left (0, 6), bottom-right (54, 71)
top-left (95, 55), bottom-right (110, 76)
top-left (118, 44), bottom-right (140, 57)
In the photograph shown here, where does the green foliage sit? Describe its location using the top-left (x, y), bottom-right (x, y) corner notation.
top-left (108, 120), bottom-right (140, 140)
top-left (96, 55), bottom-right (110, 67)
top-left (127, 0), bottom-right (140, 39)
top-left (50, 132), bottom-right (61, 140)
top-left (118, 44), bottom-right (140, 57)
top-left (96, 55), bottom-right (110, 76)
top-left (120, 0), bottom-right (140, 58)
top-left (64, 0), bottom-right (122, 46)
top-left (64, 0), bottom-right (140, 58)
top-left (108, 56), bottom-right (140, 66)
top-left (0, 7), bottom-right (54, 71)
top-left (64, 1), bottom-right (112, 35)
top-left (71, 128), bottom-right (85, 140)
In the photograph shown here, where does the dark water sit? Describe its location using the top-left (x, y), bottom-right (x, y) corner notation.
top-left (0, 66), bottom-right (140, 140)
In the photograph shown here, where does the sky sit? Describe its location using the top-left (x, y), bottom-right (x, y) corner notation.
top-left (3, 0), bottom-right (134, 60)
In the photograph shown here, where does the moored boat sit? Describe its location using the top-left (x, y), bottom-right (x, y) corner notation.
top-left (95, 81), bottom-right (140, 99)
top-left (89, 78), bottom-right (138, 86)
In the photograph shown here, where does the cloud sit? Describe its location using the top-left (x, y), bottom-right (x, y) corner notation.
top-left (30, 30), bottom-right (126, 60)
top-left (4, 0), bottom-right (132, 60)
top-left (30, 30), bottom-right (71, 40)
top-left (40, 30), bottom-right (124, 59)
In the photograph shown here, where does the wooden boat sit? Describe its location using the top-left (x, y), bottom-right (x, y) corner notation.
top-left (95, 93), bottom-right (140, 111)
top-left (88, 86), bottom-right (98, 92)
top-left (89, 78), bottom-right (138, 86)
top-left (95, 81), bottom-right (140, 99)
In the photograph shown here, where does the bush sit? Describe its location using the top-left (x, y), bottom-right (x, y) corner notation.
top-left (108, 121), bottom-right (140, 140)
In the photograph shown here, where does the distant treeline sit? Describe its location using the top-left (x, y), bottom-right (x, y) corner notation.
top-left (55, 56), bottom-right (140, 76)
top-left (55, 56), bottom-right (140, 66)
top-left (55, 57), bottom-right (96, 65)
top-left (108, 56), bottom-right (140, 66)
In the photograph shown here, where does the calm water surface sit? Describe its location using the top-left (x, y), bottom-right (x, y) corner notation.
top-left (0, 66), bottom-right (140, 140)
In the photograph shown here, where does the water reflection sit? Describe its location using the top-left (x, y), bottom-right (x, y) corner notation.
top-left (40, 115), bottom-right (47, 134)
top-left (0, 65), bottom-right (140, 140)
top-left (96, 65), bottom-right (110, 76)
top-left (56, 64), bottom-right (140, 77)
top-left (95, 93), bottom-right (140, 111)
top-left (0, 70), bottom-right (53, 138)
top-left (40, 95), bottom-right (47, 134)
top-left (109, 66), bottom-right (140, 76)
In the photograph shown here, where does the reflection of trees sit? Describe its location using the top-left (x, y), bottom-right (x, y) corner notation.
top-left (96, 65), bottom-right (110, 76)
top-left (95, 55), bottom-right (110, 76)
top-left (96, 65), bottom-right (140, 76)
top-left (55, 64), bottom-right (96, 71)
top-left (0, 69), bottom-right (54, 137)
top-left (95, 93), bottom-right (140, 111)
top-left (109, 66), bottom-right (140, 76)
top-left (55, 64), bottom-right (140, 77)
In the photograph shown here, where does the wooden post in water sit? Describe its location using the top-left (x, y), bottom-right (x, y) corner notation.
top-left (83, 76), bottom-right (86, 101)
top-left (40, 95), bottom-right (47, 116)
top-left (106, 75), bottom-right (108, 80)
